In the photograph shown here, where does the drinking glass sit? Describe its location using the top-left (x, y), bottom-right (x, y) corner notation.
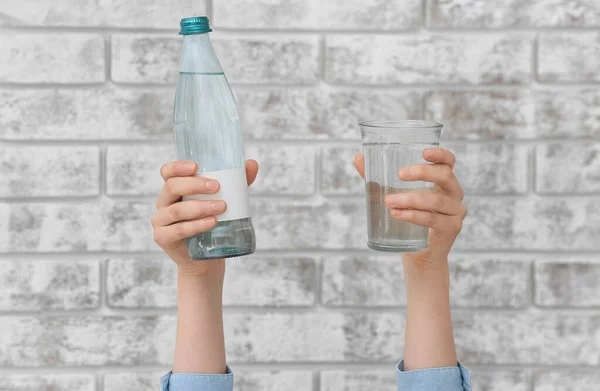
top-left (360, 120), bottom-right (443, 252)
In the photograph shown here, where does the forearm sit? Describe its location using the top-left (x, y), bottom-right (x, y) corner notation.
top-left (402, 259), bottom-right (457, 371)
top-left (173, 269), bottom-right (226, 374)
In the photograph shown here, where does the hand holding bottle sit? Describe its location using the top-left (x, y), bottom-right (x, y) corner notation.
top-left (151, 159), bottom-right (259, 277)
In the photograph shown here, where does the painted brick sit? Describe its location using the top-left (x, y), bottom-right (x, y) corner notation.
top-left (0, 201), bottom-right (157, 253)
top-left (458, 198), bottom-right (600, 251)
top-left (321, 370), bottom-right (530, 391)
top-left (0, 0), bottom-right (207, 28)
top-left (0, 89), bottom-right (173, 140)
top-left (0, 315), bottom-right (175, 366)
top-left (0, 146), bottom-right (100, 197)
top-left (225, 312), bottom-right (404, 362)
top-left (321, 256), bottom-right (530, 308)
top-left (321, 146), bottom-right (364, 196)
top-left (0, 260), bottom-right (99, 311)
top-left (425, 91), bottom-right (535, 140)
top-left (111, 34), bottom-right (319, 84)
top-left (0, 33), bottom-right (104, 83)
top-left (470, 371), bottom-right (530, 391)
top-left (538, 33), bottom-right (600, 83)
top-left (106, 145), bottom-right (172, 196)
top-left (535, 260), bottom-right (600, 307)
top-left (223, 257), bottom-right (317, 307)
top-left (428, 0), bottom-right (600, 28)
top-left (454, 311), bottom-right (600, 365)
top-left (536, 143), bottom-right (600, 194)
top-left (246, 145), bottom-right (317, 195)
top-left (237, 89), bottom-right (420, 140)
top-left (535, 370), bottom-right (600, 391)
top-left (448, 143), bottom-right (529, 195)
top-left (111, 35), bottom-right (180, 84)
top-left (326, 35), bottom-right (531, 85)
top-left (1, 374), bottom-right (95, 391)
top-left (251, 199), bottom-right (367, 250)
top-left (214, 0), bottom-right (420, 30)
top-left (536, 90), bottom-right (600, 138)
top-left (107, 256), bottom-right (317, 308)
top-left (107, 258), bottom-right (177, 309)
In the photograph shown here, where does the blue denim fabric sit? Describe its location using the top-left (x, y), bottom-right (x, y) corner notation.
top-left (161, 362), bottom-right (471, 391)
top-left (397, 360), bottom-right (472, 391)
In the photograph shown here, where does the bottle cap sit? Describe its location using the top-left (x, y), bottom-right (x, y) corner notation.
top-left (179, 16), bottom-right (212, 35)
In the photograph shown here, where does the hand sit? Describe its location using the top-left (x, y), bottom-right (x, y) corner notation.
top-left (354, 147), bottom-right (467, 271)
top-left (151, 159), bottom-right (259, 277)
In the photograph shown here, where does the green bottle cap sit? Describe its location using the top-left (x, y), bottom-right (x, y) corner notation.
top-left (179, 16), bottom-right (212, 35)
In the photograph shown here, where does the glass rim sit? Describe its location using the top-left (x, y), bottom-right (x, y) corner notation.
top-left (359, 119), bottom-right (443, 130)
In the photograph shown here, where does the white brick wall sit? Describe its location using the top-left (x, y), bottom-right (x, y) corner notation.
top-left (1, 1), bottom-right (599, 390)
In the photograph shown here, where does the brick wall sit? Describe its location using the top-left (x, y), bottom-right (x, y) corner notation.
top-left (1, 0), bottom-right (600, 390)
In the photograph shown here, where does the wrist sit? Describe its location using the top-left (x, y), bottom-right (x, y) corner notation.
top-left (403, 257), bottom-right (450, 296)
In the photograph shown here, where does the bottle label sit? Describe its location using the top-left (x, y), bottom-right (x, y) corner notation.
top-left (183, 167), bottom-right (251, 222)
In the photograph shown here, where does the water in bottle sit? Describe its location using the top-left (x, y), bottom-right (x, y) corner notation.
top-left (173, 16), bottom-right (255, 260)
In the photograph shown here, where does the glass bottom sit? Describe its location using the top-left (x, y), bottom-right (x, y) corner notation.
top-left (367, 239), bottom-right (427, 253)
top-left (187, 217), bottom-right (255, 260)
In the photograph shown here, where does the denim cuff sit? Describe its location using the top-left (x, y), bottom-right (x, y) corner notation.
top-left (161, 366), bottom-right (233, 391)
top-left (396, 360), bottom-right (472, 391)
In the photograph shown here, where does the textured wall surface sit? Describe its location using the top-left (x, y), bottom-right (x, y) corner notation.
top-left (1, 0), bottom-right (600, 390)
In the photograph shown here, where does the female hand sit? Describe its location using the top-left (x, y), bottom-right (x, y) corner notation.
top-left (354, 147), bottom-right (467, 271)
top-left (151, 159), bottom-right (259, 277)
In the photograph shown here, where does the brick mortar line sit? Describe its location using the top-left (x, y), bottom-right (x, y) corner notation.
top-left (1, 251), bottom-right (599, 261)
top-left (0, 83), bottom-right (597, 90)
top-left (2, 248), bottom-right (600, 259)
top-left (0, 362), bottom-right (598, 373)
top-left (1, 139), bottom-right (600, 148)
top-left (1, 25), bottom-right (599, 34)
top-left (2, 306), bottom-right (600, 317)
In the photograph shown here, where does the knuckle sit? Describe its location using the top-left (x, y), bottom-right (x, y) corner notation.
top-left (453, 218), bottom-right (463, 233)
top-left (434, 194), bottom-right (446, 210)
top-left (164, 178), bottom-right (176, 194)
top-left (174, 223), bottom-right (188, 239)
top-left (153, 230), bottom-right (163, 245)
top-left (150, 214), bottom-right (158, 227)
top-left (443, 165), bottom-right (453, 180)
top-left (168, 204), bottom-right (182, 222)
top-left (427, 212), bottom-right (437, 227)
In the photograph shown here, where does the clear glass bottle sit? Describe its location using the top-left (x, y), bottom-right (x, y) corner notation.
top-left (173, 16), bottom-right (255, 260)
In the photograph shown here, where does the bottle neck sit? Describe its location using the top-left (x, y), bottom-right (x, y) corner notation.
top-left (179, 33), bottom-right (223, 74)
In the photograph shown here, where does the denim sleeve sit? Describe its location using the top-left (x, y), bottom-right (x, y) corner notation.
top-left (396, 361), bottom-right (472, 391)
top-left (160, 367), bottom-right (233, 391)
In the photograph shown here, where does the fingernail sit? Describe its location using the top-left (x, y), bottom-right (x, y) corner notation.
top-left (183, 162), bottom-right (196, 170)
top-left (398, 167), bottom-right (411, 178)
top-left (212, 201), bottom-right (225, 213)
top-left (206, 180), bottom-right (219, 191)
top-left (387, 195), bottom-right (405, 207)
top-left (392, 209), bottom-right (409, 218)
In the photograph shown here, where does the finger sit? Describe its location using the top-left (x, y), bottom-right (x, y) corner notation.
top-left (160, 161), bottom-right (198, 181)
top-left (152, 200), bottom-right (226, 227)
top-left (245, 159), bottom-right (259, 186)
top-left (354, 153), bottom-right (365, 179)
top-left (390, 209), bottom-right (463, 234)
top-left (386, 192), bottom-right (466, 216)
top-left (423, 148), bottom-right (456, 169)
top-left (156, 176), bottom-right (220, 209)
top-left (154, 217), bottom-right (218, 246)
top-left (398, 164), bottom-right (463, 199)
